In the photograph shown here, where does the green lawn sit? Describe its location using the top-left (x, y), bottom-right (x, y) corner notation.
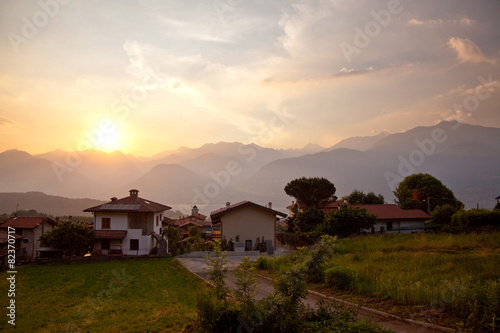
top-left (0, 258), bottom-right (206, 332)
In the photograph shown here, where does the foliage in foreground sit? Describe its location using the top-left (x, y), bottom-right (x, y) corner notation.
top-left (196, 235), bottom-right (389, 332)
top-left (256, 232), bottom-right (500, 332)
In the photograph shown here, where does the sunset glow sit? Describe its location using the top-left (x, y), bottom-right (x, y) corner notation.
top-left (0, 1), bottom-right (498, 156)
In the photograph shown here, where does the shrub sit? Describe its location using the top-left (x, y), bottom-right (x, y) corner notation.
top-left (325, 266), bottom-right (358, 291)
top-left (452, 209), bottom-right (500, 230)
top-left (196, 290), bottom-right (239, 332)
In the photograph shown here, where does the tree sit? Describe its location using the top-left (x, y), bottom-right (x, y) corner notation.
top-left (343, 190), bottom-right (384, 204)
top-left (233, 256), bottom-right (257, 320)
top-left (163, 226), bottom-right (181, 255)
top-left (394, 173), bottom-right (462, 213)
top-left (284, 177), bottom-right (337, 209)
top-left (39, 221), bottom-right (94, 256)
top-left (320, 204), bottom-right (377, 238)
top-left (206, 239), bottom-right (229, 304)
top-left (430, 204), bottom-right (460, 225)
top-left (292, 208), bottom-right (325, 234)
top-left (188, 225), bottom-right (202, 239)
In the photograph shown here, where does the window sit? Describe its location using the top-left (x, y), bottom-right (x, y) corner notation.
top-left (156, 215), bottom-right (159, 227)
top-left (101, 239), bottom-right (110, 250)
top-left (16, 229), bottom-right (23, 236)
top-left (387, 222), bottom-right (393, 231)
top-left (102, 218), bottom-right (111, 229)
top-left (130, 239), bottom-right (139, 251)
top-left (23, 239), bottom-right (28, 243)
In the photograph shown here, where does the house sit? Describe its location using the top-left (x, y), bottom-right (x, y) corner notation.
top-left (84, 189), bottom-right (171, 256)
top-left (0, 217), bottom-right (58, 260)
top-left (165, 205), bottom-right (211, 239)
top-left (210, 201), bottom-right (287, 250)
top-left (321, 203), bottom-right (430, 234)
top-left (0, 230), bottom-right (23, 269)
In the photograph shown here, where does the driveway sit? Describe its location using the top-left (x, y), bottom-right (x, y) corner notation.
top-left (177, 254), bottom-right (457, 333)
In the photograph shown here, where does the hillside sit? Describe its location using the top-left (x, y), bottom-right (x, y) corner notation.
top-left (0, 192), bottom-right (106, 217)
top-left (0, 121), bottom-right (499, 211)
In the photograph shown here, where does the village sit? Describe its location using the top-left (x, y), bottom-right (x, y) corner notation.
top-left (0, 187), bottom-right (438, 263)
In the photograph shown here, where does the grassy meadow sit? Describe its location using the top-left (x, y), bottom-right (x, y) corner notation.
top-left (257, 232), bottom-right (500, 332)
top-left (0, 258), bottom-right (205, 332)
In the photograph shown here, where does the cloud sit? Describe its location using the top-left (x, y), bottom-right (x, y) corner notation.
top-left (0, 115), bottom-right (21, 128)
top-left (407, 18), bottom-right (475, 27)
top-left (448, 37), bottom-right (495, 64)
top-left (407, 19), bottom-right (444, 27)
top-left (335, 66), bottom-right (374, 77)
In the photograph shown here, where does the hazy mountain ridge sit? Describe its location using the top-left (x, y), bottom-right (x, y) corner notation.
top-left (0, 192), bottom-right (105, 217)
top-left (1, 121), bottom-right (499, 215)
top-left (329, 132), bottom-right (389, 151)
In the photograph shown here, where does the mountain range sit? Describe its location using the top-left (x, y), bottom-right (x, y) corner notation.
top-left (1, 121), bottom-right (499, 216)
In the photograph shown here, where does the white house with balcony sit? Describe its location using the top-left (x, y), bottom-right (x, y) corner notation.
top-left (84, 189), bottom-right (171, 256)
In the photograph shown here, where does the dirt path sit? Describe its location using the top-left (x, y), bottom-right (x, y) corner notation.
top-left (177, 257), bottom-right (456, 333)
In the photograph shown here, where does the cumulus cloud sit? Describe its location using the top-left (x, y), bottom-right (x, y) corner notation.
top-left (448, 37), bottom-right (495, 64)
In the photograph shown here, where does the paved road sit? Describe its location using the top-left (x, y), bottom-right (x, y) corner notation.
top-left (177, 256), bottom-right (455, 333)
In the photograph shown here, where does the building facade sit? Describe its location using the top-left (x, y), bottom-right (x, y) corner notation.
top-left (84, 189), bottom-right (171, 256)
top-left (210, 201), bottom-right (286, 250)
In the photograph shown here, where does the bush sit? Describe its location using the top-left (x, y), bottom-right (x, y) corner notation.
top-left (321, 204), bottom-right (377, 238)
top-left (325, 266), bottom-right (358, 291)
top-left (196, 290), bottom-right (239, 332)
top-left (302, 300), bottom-right (391, 333)
top-left (452, 209), bottom-right (500, 230)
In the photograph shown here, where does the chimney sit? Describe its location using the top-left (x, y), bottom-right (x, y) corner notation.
top-left (130, 189), bottom-right (139, 199)
top-left (268, 202), bottom-right (272, 209)
top-left (226, 202), bottom-right (231, 208)
top-left (111, 197), bottom-right (118, 202)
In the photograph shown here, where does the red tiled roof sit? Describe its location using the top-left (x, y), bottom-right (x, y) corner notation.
top-left (162, 217), bottom-right (177, 226)
top-left (84, 192), bottom-right (171, 213)
top-left (0, 217), bottom-right (58, 229)
top-left (178, 221), bottom-right (203, 228)
top-left (94, 230), bottom-right (127, 240)
top-left (210, 200), bottom-right (287, 220)
top-left (319, 200), bottom-right (348, 214)
top-left (354, 204), bottom-right (430, 220)
top-left (0, 230), bottom-right (23, 243)
top-left (320, 202), bottom-right (429, 221)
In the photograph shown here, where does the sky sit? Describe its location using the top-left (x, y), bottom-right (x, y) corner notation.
top-left (0, 0), bottom-right (499, 156)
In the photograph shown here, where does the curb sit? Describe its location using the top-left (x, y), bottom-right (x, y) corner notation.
top-left (254, 272), bottom-right (460, 333)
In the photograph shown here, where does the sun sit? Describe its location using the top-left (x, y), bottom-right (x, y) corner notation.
top-left (97, 122), bottom-right (123, 153)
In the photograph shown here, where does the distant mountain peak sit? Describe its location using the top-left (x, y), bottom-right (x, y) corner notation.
top-left (303, 143), bottom-right (326, 150)
top-left (329, 132), bottom-right (389, 151)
